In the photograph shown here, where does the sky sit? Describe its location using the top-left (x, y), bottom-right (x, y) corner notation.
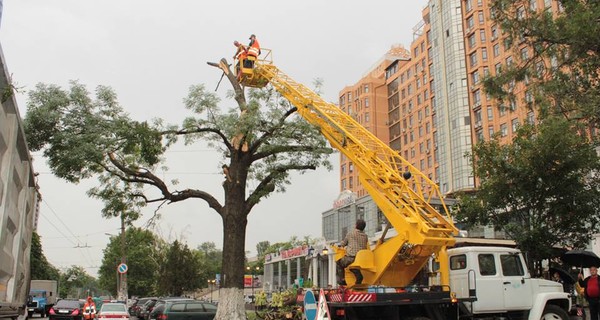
top-left (1, 0), bottom-right (427, 277)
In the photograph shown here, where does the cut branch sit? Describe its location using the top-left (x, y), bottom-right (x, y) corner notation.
top-left (207, 58), bottom-right (247, 112)
top-left (251, 145), bottom-right (330, 163)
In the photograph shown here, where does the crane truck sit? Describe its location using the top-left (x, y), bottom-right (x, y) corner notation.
top-left (233, 51), bottom-right (571, 320)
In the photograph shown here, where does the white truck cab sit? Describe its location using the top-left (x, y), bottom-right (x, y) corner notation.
top-left (447, 246), bottom-right (571, 320)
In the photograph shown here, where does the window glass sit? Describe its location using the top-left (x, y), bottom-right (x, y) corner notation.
top-left (501, 254), bottom-right (525, 276)
top-left (450, 254), bottom-right (467, 270)
top-left (203, 304), bottom-right (217, 312)
top-left (478, 254), bottom-right (497, 276)
top-left (185, 303), bottom-right (204, 312)
top-left (170, 304), bottom-right (185, 312)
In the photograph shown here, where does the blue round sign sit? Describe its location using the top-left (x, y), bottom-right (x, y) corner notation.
top-left (117, 263), bottom-right (128, 274)
top-left (303, 290), bottom-right (317, 320)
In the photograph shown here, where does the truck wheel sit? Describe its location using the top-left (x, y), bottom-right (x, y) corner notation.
top-left (541, 304), bottom-right (569, 320)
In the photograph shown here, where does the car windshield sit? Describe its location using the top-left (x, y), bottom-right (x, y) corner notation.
top-left (56, 300), bottom-right (79, 308)
top-left (101, 304), bottom-right (127, 312)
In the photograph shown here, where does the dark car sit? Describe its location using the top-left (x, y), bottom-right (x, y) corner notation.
top-left (139, 298), bottom-right (158, 320)
top-left (133, 298), bottom-right (157, 318)
top-left (159, 301), bottom-right (216, 320)
top-left (48, 299), bottom-right (83, 320)
top-left (148, 298), bottom-right (194, 320)
top-left (128, 299), bottom-right (138, 315)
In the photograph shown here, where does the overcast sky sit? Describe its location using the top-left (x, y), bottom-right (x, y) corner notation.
top-left (2, 0), bottom-right (427, 277)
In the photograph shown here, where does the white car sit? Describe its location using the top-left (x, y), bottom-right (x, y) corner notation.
top-left (97, 303), bottom-right (129, 320)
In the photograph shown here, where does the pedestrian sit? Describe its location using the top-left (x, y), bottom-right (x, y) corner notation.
top-left (579, 266), bottom-right (600, 320)
top-left (83, 296), bottom-right (97, 320)
top-left (336, 219), bottom-right (369, 286)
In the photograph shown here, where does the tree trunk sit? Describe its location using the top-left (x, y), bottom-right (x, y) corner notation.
top-left (214, 191), bottom-right (248, 320)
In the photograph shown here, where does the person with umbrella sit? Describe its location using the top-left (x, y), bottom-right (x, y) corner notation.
top-left (579, 266), bottom-right (600, 320)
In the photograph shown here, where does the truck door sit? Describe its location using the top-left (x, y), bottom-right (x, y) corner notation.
top-left (500, 253), bottom-right (533, 310)
top-left (473, 253), bottom-right (505, 313)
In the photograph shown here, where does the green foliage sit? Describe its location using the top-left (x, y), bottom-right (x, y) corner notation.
top-left (98, 228), bottom-right (160, 297)
top-left (456, 117), bottom-right (600, 263)
top-left (195, 242), bottom-right (222, 286)
top-left (59, 266), bottom-right (99, 298)
top-left (485, 0), bottom-right (600, 127)
top-left (157, 240), bottom-right (202, 296)
top-left (30, 232), bottom-right (60, 282)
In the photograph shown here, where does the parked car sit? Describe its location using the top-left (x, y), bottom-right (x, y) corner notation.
top-left (97, 302), bottom-right (129, 320)
top-left (48, 299), bottom-right (83, 320)
top-left (138, 298), bottom-right (158, 320)
top-left (127, 299), bottom-right (138, 315)
top-left (133, 298), bottom-right (157, 318)
top-left (158, 301), bottom-right (217, 320)
top-left (148, 298), bottom-right (193, 320)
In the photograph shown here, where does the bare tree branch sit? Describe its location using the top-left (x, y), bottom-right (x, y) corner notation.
top-left (245, 164), bottom-right (316, 212)
top-left (161, 127), bottom-right (233, 152)
top-left (251, 145), bottom-right (330, 163)
top-left (248, 106), bottom-right (298, 154)
top-left (107, 153), bottom-right (224, 215)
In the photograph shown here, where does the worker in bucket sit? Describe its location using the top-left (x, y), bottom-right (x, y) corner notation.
top-left (336, 219), bottom-right (369, 286)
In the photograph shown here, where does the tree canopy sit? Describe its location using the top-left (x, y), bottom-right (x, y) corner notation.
top-left (30, 232), bottom-right (60, 281)
top-left (24, 58), bottom-right (332, 319)
top-left (456, 117), bottom-right (600, 268)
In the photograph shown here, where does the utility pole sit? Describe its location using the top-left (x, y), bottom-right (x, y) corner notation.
top-left (119, 212), bottom-right (128, 301)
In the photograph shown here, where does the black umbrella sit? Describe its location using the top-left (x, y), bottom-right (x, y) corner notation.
top-left (549, 267), bottom-right (575, 284)
top-left (561, 250), bottom-right (600, 268)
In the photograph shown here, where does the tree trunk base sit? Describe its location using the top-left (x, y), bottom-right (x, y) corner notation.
top-left (214, 287), bottom-right (246, 320)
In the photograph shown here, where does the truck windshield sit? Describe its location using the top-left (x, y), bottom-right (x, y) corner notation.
top-left (30, 292), bottom-right (46, 298)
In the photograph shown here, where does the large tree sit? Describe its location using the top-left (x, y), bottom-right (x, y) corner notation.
top-left (98, 227), bottom-right (160, 297)
top-left (456, 117), bottom-right (600, 272)
top-left (24, 60), bottom-right (331, 319)
top-left (30, 232), bottom-right (60, 281)
top-left (485, 0), bottom-right (600, 128)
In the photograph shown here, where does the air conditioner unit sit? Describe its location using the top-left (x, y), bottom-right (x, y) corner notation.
top-left (426, 148), bottom-right (430, 154)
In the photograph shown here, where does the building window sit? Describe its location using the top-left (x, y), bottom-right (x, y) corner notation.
top-left (487, 106), bottom-right (494, 120)
top-left (475, 109), bottom-right (482, 124)
top-left (470, 52), bottom-right (478, 67)
top-left (500, 123), bottom-right (508, 137)
top-left (493, 44), bottom-right (500, 57)
top-left (365, 97), bottom-right (370, 107)
top-left (365, 112), bottom-right (370, 123)
top-left (525, 90), bottom-right (533, 104)
top-left (511, 118), bottom-right (519, 132)
top-left (341, 178), bottom-right (347, 190)
top-left (349, 176), bottom-right (353, 189)
top-left (471, 71), bottom-right (479, 85)
top-left (466, 0), bottom-right (473, 12)
top-left (467, 16), bottom-right (475, 30)
top-left (544, 0), bottom-right (551, 8)
top-left (495, 63), bottom-right (502, 75)
top-left (480, 30), bottom-right (486, 43)
top-left (349, 162), bottom-right (354, 173)
top-left (482, 48), bottom-right (488, 62)
top-left (527, 111), bottom-right (535, 124)
top-left (476, 131), bottom-right (484, 142)
top-left (506, 56), bottom-right (513, 66)
top-left (491, 25), bottom-right (498, 40)
top-left (478, 11), bottom-right (484, 24)
top-left (488, 126), bottom-right (494, 138)
top-left (468, 34), bottom-right (476, 48)
top-left (521, 47), bottom-right (529, 60)
top-left (517, 6), bottom-right (525, 20)
top-left (341, 164), bottom-right (346, 175)
top-left (473, 90), bottom-right (481, 106)
top-left (483, 67), bottom-right (489, 77)
top-left (530, 0), bottom-right (537, 11)
top-left (499, 105), bottom-right (507, 116)
top-left (364, 84), bottom-right (369, 93)
top-left (426, 122), bottom-right (431, 133)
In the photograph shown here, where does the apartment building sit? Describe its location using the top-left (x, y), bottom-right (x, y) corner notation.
top-left (463, 0), bottom-right (554, 147)
top-left (337, 45), bottom-right (410, 198)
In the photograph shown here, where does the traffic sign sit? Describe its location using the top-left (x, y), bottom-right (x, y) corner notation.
top-left (303, 290), bottom-right (317, 320)
top-left (117, 263), bottom-right (128, 274)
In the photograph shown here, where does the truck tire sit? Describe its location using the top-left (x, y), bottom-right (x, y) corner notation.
top-left (541, 304), bottom-right (569, 320)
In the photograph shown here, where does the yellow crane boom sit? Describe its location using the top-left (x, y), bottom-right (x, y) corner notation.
top-left (239, 50), bottom-right (458, 287)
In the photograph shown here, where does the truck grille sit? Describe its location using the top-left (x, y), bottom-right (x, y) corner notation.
top-left (28, 301), bottom-right (38, 308)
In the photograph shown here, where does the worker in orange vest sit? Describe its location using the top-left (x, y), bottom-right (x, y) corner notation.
top-left (82, 296), bottom-right (96, 320)
top-left (233, 40), bottom-right (248, 80)
top-left (245, 34), bottom-right (261, 68)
